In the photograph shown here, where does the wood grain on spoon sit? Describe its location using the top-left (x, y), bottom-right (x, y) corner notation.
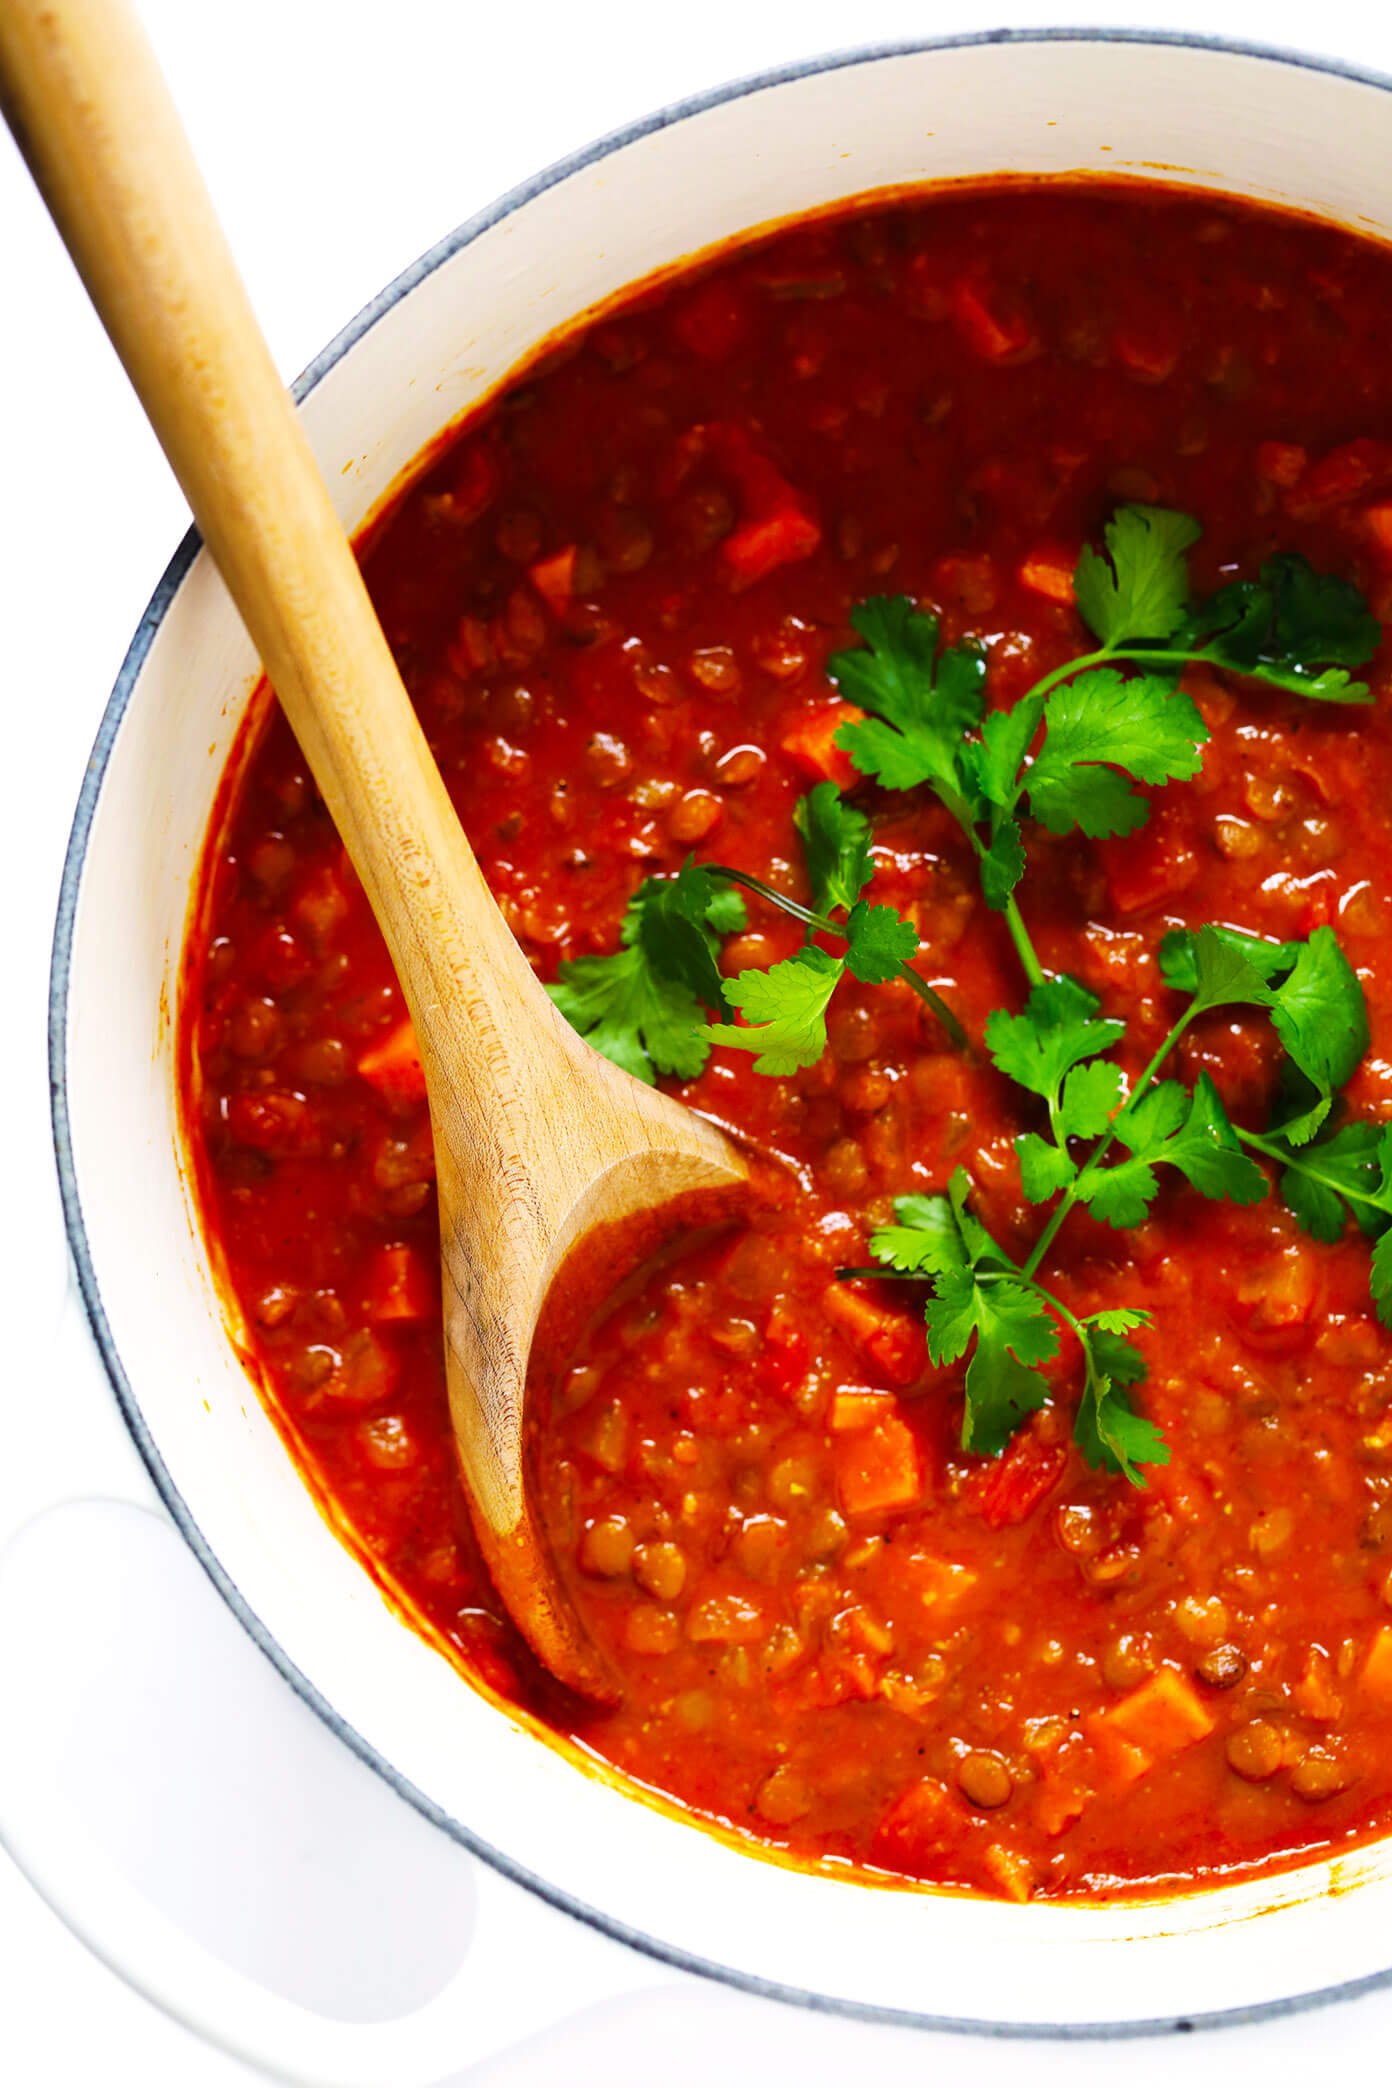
top-left (0, 0), bottom-right (747, 1700)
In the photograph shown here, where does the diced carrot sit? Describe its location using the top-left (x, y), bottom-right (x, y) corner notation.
top-left (779, 701), bottom-right (865, 788)
top-left (357, 1018), bottom-right (427, 1107)
top-left (1097, 800), bottom-right (1198, 914)
top-left (365, 1243), bottom-right (436, 1323)
top-left (1360, 1624), bottom-right (1392, 1700)
top-left (1286, 437), bottom-right (1392, 519)
top-left (1363, 503), bottom-right (1392, 561)
top-left (1255, 440), bottom-right (1307, 488)
top-left (947, 276), bottom-right (1036, 363)
top-left (1018, 542), bottom-right (1078, 605)
top-left (899, 1551), bottom-right (978, 1614)
top-left (834, 1413), bottom-right (924, 1520)
top-left (675, 421), bottom-right (822, 588)
top-left (671, 278), bottom-right (751, 361)
top-left (528, 544), bottom-right (579, 614)
top-left (973, 1422), bottom-right (1067, 1529)
top-left (822, 1282), bottom-right (927, 1388)
top-left (1095, 1669), bottom-right (1215, 1768)
top-left (446, 613), bottom-right (495, 678)
top-left (1113, 318), bottom-right (1180, 383)
top-left (1034, 1775), bottom-right (1089, 1836)
top-left (723, 507), bottom-right (821, 589)
top-left (828, 1387), bottom-right (895, 1434)
top-left (449, 437), bottom-right (503, 522)
top-left (983, 1842), bottom-right (1035, 1903)
top-left (871, 1776), bottom-right (959, 1872)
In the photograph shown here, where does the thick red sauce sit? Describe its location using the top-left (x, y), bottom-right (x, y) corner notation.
top-left (186, 182), bottom-right (1392, 1902)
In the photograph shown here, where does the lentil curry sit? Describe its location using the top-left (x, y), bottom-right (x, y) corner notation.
top-left (186, 181), bottom-right (1392, 1903)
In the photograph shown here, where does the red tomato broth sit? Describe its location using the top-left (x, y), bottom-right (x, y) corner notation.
top-left (184, 180), bottom-right (1392, 1903)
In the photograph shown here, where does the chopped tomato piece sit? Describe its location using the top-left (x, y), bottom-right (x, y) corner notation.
top-left (972, 1422), bottom-right (1068, 1529)
top-left (528, 544), bottom-right (579, 613)
top-left (1018, 543), bottom-right (1078, 605)
top-left (1094, 1669), bottom-right (1215, 1772)
top-left (357, 1019), bottom-right (427, 1107)
top-left (828, 1387), bottom-right (895, 1433)
top-left (834, 1413), bottom-right (925, 1519)
top-left (365, 1243), bottom-right (436, 1323)
top-left (822, 1282), bottom-right (927, 1387)
top-left (780, 701), bottom-right (864, 788)
top-left (1363, 503), bottom-right (1392, 561)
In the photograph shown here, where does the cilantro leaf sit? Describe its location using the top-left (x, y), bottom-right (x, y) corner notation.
top-left (1161, 923), bottom-right (1368, 1144)
top-left (1372, 1229), bottom-right (1392, 1321)
top-left (1158, 923), bottom-right (1300, 995)
top-left (1078, 1073), bottom-right (1267, 1226)
top-left (869, 1193), bottom-right (969, 1277)
top-left (1058, 1059), bottom-right (1125, 1138)
top-left (1074, 1316), bottom-right (1168, 1484)
top-left (1074, 505), bottom-right (1202, 645)
top-left (635, 858), bottom-right (747, 1010)
top-left (1023, 670), bottom-right (1208, 839)
top-left (985, 975), bottom-right (1125, 1104)
top-left (844, 899), bottom-right (919, 983)
top-left (1017, 1133), bottom-right (1077, 1203)
top-left (828, 597), bottom-right (986, 798)
top-left (980, 817), bottom-right (1026, 911)
top-left (971, 703), bottom-right (1040, 810)
top-left (926, 1269), bottom-right (1058, 1457)
top-left (548, 865), bottom-right (746, 1083)
top-left (698, 945), bottom-right (843, 1075)
top-left (794, 783), bottom-right (873, 915)
top-left (1268, 927), bottom-right (1369, 1141)
top-left (1180, 553), bottom-right (1379, 702)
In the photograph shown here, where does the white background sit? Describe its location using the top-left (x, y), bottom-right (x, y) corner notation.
top-left (5, 1), bottom-right (1392, 2080)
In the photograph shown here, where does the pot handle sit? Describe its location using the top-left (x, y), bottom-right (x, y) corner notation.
top-left (0, 1288), bottom-right (668, 2086)
top-left (0, 1751), bottom-right (658, 2087)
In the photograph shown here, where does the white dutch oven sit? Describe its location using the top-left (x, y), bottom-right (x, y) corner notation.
top-left (30, 26), bottom-right (1392, 2072)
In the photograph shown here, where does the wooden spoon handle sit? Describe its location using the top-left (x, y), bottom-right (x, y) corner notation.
top-left (0, 0), bottom-right (543, 1043)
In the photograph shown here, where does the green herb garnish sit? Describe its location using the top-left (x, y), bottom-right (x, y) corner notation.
top-left (547, 503), bottom-right (1385, 1484)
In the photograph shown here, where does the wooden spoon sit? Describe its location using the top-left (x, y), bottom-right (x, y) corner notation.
top-left (1, 0), bottom-right (746, 1700)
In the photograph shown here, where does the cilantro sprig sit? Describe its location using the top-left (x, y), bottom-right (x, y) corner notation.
top-left (549, 786), bottom-right (965, 1086)
top-left (545, 500), bottom-right (1386, 1491)
top-left (866, 921), bottom-right (1375, 1480)
top-left (827, 502), bottom-right (1379, 970)
top-left (547, 861), bottom-right (745, 1084)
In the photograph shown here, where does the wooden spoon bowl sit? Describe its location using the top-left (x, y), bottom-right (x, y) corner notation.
top-left (0, 0), bottom-right (748, 1700)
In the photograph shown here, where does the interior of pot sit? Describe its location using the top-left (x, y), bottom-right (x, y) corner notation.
top-left (56, 34), bottom-right (1392, 2030)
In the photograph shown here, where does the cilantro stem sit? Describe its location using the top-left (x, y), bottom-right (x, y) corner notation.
top-left (1236, 1126), bottom-right (1389, 1216)
top-left (704, 863), bottom-right (971, 1052)
top-left (997, 890), bottom-right (1045, 989)
top-left (1020, 1003), bottom-right (1201, 1279)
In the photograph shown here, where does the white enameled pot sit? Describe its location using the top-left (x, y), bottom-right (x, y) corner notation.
top-left (35, 26), bottom-right (1392, 2064)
